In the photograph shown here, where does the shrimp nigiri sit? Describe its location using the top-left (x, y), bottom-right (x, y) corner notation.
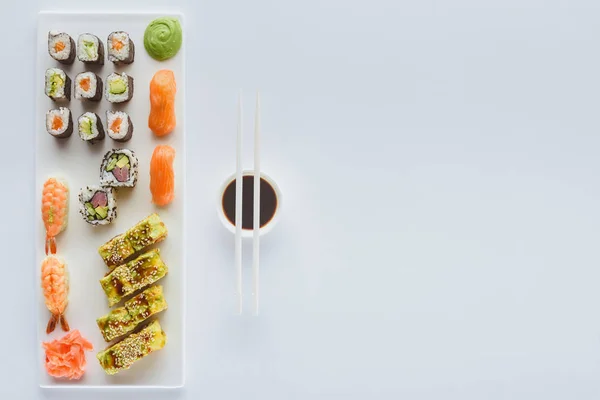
top-left (41, 255), bottom-right (70, 334)
top-left (150, 145), bottom-right (176, 206)
top-left (41, 178), bottom-right (69, 254)
top-left (148, 69), bottom-right (176, 136)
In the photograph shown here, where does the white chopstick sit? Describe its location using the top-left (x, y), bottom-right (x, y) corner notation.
top-left (235, 90), bottom-right (243, 314)
top-left (252, 91), bottom-right (261, 315)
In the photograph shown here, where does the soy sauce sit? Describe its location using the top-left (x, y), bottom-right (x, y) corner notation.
top-left (222, 175), bottom-right (278, 229)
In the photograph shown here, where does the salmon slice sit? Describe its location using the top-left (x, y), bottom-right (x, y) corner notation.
top-left (150, 145), bottom-right (176, 206)
top-left (148, 70), bottom-right (176, 136)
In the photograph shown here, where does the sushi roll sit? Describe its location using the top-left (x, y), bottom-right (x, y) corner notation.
top-left (78, 186), bottom-right (117, 226)
top-left (106, 111), bottom-right (133, 142)
top-left (75, 72), bottom-right (102, 101)
top-left (100, 149), bottom-right (138, 188)
top-left (105, 72), bottom-right (134, 103)
top-left (48, 31), bottom-right (75, 64)
top-left (77, 33), bottom-right (104, 64)
top-left (45, 68), bottom-right (71, 101)
top-left (107, 31), bottom-right (135, 64)
top-left (78, 112), bottom-right (105, 143)
top-left (46, 108), bottom-right (73, 139)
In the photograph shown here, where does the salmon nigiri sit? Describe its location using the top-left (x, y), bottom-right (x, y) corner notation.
top-left (41, 177), bottom-right (69, 254)
top-left (150, 145), bottom-right (176, 206)
top-left (148, 69), bottom-right (176, 136)
top-left (41, 255), bottom-right (70, 334)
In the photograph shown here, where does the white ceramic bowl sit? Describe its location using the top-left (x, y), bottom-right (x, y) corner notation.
top-left (217, 170), bottom-right (282, 238)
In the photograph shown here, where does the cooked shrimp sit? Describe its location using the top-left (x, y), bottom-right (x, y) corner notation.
top-left (41, 255), bottom-right (70, 334)
top-left (41, 178), bottom-right (69, 254)
top-left (150, 145), bottom-right (176, 206)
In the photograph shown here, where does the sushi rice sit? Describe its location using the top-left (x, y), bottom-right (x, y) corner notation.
top-left (45, 68), bottom-right (70, 101)
top-left (105, 72), bottom-right (133, 103)
top-left (107, 31), bottom-right (134, 64)
top-left (100, 149), bottom-right (138, 188)
top-left (77, 33), bottom-right (104, 64)
top-left (75, 72), bottom-right (102, 101)
top-left (78, 186), bottom-right (117, 226)
top-left (46, 108), bottom-right (73, 138)
top-left (48, 31), bottom-right (75, 64)
top-left (78, 112), bottom-right (105, 143)
top-left (106, 110), bottom-right (133, 142)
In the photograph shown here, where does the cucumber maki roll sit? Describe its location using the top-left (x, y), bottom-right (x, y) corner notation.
top-left (48, 31), bottom-right (75, 64)
top-left (77, 33), bottom-right (104, 64)
top-left (105, 72), bottom-right (133, 103)
top-left (46, 107), bottom-right (73, 139)
top-left (75, 72), bottom-right (102, 101)
top-left (78, 112), bottom-right (105, 143)
top-left (107, 31), bottom-right (135, 64)
top-left (100, 149), bottom-right (138, 188)
top-left (78, 186), bottom-right (117, 226)
top-left (45, 68), bottom-right (71, 101)
top-left (106, 111), bottom-right (133, 142)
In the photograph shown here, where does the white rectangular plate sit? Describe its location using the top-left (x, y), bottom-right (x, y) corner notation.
top-left (36, 11), bottom-right (185, 388)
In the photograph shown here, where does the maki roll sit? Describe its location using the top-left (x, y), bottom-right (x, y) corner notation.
top-left (106, 111), bottom-right (133, 142)
top-left (75, 72), bottom-right (102, 101)
top-left (77, 33), bottom-right (104, 64)
top-left (107, 31), bottom-right (135, 64)
top-left (45, 68), bottom-right (71, 101)
top-left (100, 149), bottom-right (138, 188)
top-left (105, 72), bottom-right (133, 103)
top-left (46, 108), bottom-right (73, 138)
top-left (48, 31), bottom-right (75, 64)
top-left (78, 186), bottom-right (117, 226)
top-left (78, 112), bottom-right (105, 143)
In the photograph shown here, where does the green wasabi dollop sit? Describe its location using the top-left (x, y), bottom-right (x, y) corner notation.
top-left (143, 17), bottom-right (182, 61)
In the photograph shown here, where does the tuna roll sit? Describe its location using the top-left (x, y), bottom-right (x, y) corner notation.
top-left (75, 72), bottom-right (102, 102)
top-left (77, 33), bottom-right (104, 64)
top-left (46, 107), bottom-right (73, 139)
top-left (107, 31), bottom-right (135, 64)
top-left (79, 186), bottom-right (117, 226)
top-left (78, 112), bottom-right (105, 143)
top-left (100, 149), bottom-right (138, 188)
top-left (45, 68), bottom-right (71, 101)
top-left (48, 31), bottom-right (75, 64)
top-left (106, 111), bottom-right (133, 142)
top-left (105, 72), bottom-right (133, 103)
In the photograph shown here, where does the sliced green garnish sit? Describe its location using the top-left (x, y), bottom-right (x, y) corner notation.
top-left (85, 202), bottom-right (96, 216)
top-left (84, 40), bottom-right (96, 58)
top-left (95, 206), bottom-right (108, 219)
top-left (116, 155), bottom-right (129, 168)
top-left (106, 157), bottom-right (119, 172)
top-left (109, 78), bottom-right (126, 94)
top-left (80, 117), bottom-right (92, 136)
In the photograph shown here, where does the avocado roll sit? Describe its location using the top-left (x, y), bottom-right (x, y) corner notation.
top-left (106, 111), bottom-right (133, 142)
top-left (48, 31), bottom-right (75, 64)
top-left (75, 72), bottom-right (102, 102)
top-left (105, 72), bottom-right (133, 103)
top-left (97, 320), bottom-right (166, 375)
top-left (107, 31), bottom-right (135, 64)
top-left (99, 249), bottom-right (168, 306)
top-left (78, 186), bottom-right (117, 226)
top-left (96, 285), bottom-right (167, 342)
top-left (77, 33), bottom-right (104, 64)
top-left (98, 213), bottom-right (168, 268)
top-left (45, 68), bottom-right (71, 101)
top-left (45, 107), bottom-right (73, 139)
top-left (100, 149), bottom-right (138, 188)
top-left (78, 112), bottom-right (105, 143)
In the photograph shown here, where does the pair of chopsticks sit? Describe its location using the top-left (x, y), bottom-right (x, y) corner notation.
top-left (235, 91), bottom-right (261, 315)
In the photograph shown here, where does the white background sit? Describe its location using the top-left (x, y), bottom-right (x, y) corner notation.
top-left (3, 0), bottom-right (600, 399)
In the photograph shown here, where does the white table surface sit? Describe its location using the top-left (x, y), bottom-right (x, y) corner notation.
top-left (4, 0), bottom-right (600, 399)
